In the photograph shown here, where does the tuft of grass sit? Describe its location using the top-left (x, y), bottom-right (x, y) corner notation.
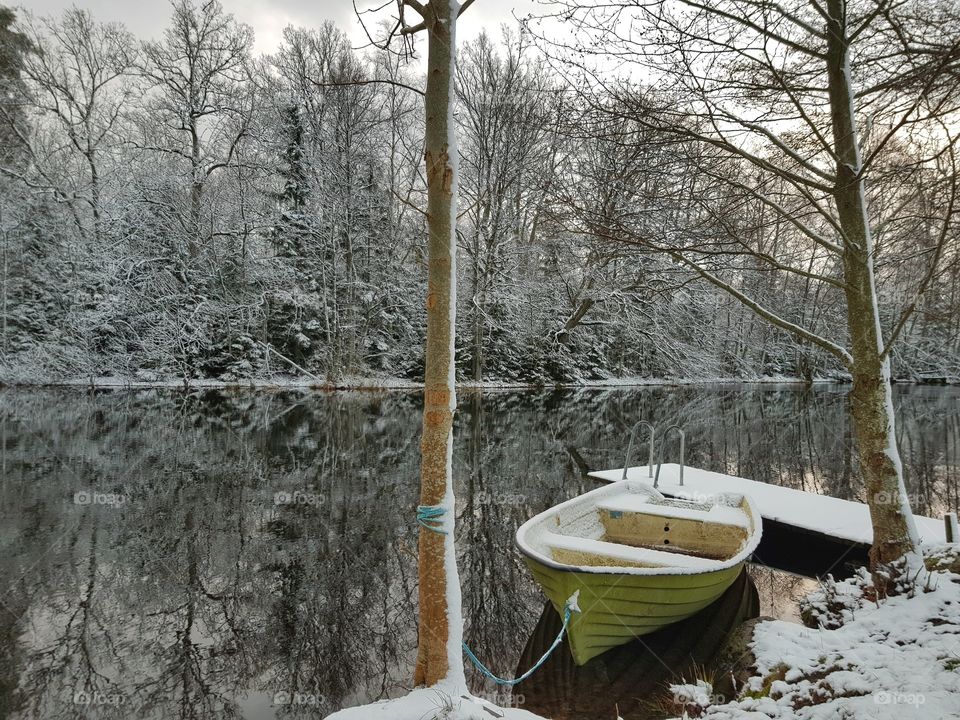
top-left (742, 663), bottom-right (789, 700)
top-left (426, 689), bottom-right (455, 720)
top-left (648, 664), bottom-right (723, 719)
top-left (745, 662), bottom-right (869, 710)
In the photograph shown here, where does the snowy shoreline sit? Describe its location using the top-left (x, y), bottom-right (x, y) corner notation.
top-left (1, 374), bottom-right (956, 392)
top-left (0, 374), bottom-right (852, 392)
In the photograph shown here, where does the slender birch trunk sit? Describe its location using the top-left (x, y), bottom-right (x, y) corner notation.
top-left (414, 0), bottom-right (465, 688)
top-left (824, 0), bottom-right (920, 572)
top-left (1, 205), bottom-right (7, 355)
top-left (189, 121), bottom-right (202, 259)
top-left (85, 142), bottom-right (102, 246)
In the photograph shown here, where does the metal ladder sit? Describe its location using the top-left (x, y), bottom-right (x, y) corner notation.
top-left (621, 420), bottom-right (686, 488)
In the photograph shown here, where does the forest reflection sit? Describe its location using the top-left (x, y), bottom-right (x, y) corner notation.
top-left (0, 384), bottom-right (957, 718)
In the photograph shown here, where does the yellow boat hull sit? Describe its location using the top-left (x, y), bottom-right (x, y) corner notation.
top-left (523, 555), bottom-right (745, 665)
top-left (515, 481), bottom-right (762, 665)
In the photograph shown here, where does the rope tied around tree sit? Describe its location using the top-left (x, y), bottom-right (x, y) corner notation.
top-left (462, 590), bottom-right (581, 686)
top-left (416, 504), bottom-right (448, 534)
top-left (414, 505), bottom-right (581, 684)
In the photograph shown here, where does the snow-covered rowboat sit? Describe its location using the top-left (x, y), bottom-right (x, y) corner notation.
top-left (516, 481), bottom-right (762, 665)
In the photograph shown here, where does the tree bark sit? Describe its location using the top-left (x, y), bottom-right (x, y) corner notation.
top-left (189, 120), bottom-right (202, 258)
top-left (472, 225), bottom-right (484, 381)
top-left (824, 0), bottom-right (920, 572)
top-left (86, 142), bottom-right (102, 245)
top-left (557, 296), bottom-right (596, 344)
top-left (414, 0), bottom-right (465, 688)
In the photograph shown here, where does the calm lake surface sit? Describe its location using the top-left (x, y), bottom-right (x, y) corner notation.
top-left (1, 384), bottom-right (958, 719)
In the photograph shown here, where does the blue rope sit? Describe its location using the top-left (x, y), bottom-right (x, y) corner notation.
top-left (462, 591), bottom-right (581, 686)
top-left (416, 504), bottom-right (448, 535)
top-left (413, 507), bottom-right (579, 684)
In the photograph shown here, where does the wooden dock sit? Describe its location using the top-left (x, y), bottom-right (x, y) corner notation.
top-left (589, 464), bottom-right (949, 578)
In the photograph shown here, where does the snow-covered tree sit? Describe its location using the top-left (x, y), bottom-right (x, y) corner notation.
top-left (538, 0), bottom-right (960, 579)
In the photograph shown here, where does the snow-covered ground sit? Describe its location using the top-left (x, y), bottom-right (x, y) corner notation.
top-left (677, 566), bottom-right (960, 720)
top-left (324, 565), bottom-right (960, 720)
top-left (325, 683), bottom-right (547, 720)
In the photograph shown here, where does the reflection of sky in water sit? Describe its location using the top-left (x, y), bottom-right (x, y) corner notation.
top-left (748, 567), bottom-right (818, 623)
top-left (0, 385), bottom-right (957, 718)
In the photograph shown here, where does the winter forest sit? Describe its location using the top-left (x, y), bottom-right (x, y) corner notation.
top-left (4, 2), bottom-right (960, 720)
top-left (2, 0), bottom-right (958, 386)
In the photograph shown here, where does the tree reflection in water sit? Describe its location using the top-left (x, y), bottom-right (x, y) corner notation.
top-left (0, 385), bottom-right (957, 718)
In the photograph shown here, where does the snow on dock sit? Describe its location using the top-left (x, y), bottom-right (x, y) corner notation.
top-left (589, 464), bottom-right (948, 548)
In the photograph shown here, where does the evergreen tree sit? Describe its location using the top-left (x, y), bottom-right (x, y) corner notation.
top-left (0, 5), bottom-right (33, 168)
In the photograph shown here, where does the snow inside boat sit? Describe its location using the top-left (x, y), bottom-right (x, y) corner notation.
top-left (516, 480), bottom-right (762, 665)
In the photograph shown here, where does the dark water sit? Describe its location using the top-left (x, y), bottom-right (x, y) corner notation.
top-left (1, 384), bottom-right (958, 719)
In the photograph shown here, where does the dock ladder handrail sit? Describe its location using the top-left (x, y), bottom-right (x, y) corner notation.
top-left (654, 425), bottom-right (686, 488)
top-left (622, 421), bottom-right (657, 481)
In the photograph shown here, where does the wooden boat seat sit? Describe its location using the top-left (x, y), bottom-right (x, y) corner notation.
top-left (595, 496), bottom-right (751, 559)
top-left (542, 532), bottom-right (727, 570)
top-left (596, 496), bottom-right (750, 529)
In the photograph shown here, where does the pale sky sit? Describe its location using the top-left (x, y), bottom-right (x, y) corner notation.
top-left (20, 0), bottom-right (545, 55)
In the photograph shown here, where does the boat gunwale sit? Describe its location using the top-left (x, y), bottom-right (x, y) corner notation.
top-left (515, 480), bottom-right (763, 576)
top-left (526, 562), bottom-right (741, 593)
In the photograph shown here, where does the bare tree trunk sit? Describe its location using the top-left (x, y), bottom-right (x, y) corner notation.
top-left (86, 145), bottom-right (102, 246)
top-left (343, 134), bottom-right (357, 373)
top-left (824, 0), bottom-right (920, 571)
top-left (414, 0), bottom-right (465, 688)
top-left (472, 239), bottom-right (483, 381)
top-left (557, 295), bottom-right (596, 343)
top-left (189, 122), bottom-right (202, 258)
top-left (1, 205), bottom-right (7, 355)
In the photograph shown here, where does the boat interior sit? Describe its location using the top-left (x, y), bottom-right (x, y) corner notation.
top-left (530, 490), bottom-right (755, 570)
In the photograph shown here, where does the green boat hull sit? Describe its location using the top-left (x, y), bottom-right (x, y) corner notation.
top-left (523, 555), bottom-right (745, 665)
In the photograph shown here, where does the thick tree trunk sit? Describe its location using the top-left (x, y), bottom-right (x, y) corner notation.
top-left (414, 0), bottom-right (465, 688)
top-left (824, 0), bottom-right (920, 573)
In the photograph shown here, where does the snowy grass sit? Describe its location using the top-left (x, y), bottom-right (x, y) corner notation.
top-left (678, 567), bottom-right (960, 719)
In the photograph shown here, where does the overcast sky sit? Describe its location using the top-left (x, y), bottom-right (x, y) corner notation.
top-left (21, 0), bottom-right (544, 54)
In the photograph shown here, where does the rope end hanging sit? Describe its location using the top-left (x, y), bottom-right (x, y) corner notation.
top-left (416, 504), bottom-right (448, 535)
top-left (462, 590), bottom-right (581, 686)
top-left (414, 501), bottom-right (580, 686)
